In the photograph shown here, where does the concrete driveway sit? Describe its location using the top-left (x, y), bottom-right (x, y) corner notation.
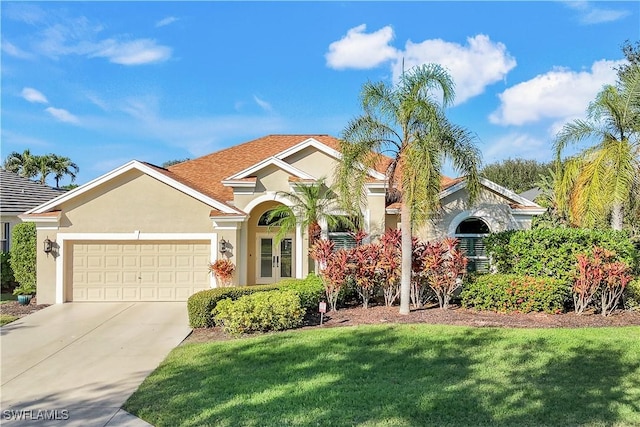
top-left (1, 302), bottom-right (191, 426)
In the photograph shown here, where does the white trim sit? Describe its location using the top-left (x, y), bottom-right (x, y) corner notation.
top-left (275, 137), bottom-right (343, 162)
top-left (55, 232), bottom-right (217, 304)
top-left (295, 223), bottom-right (303, 279)
top-left (447, 209), bottom-right (501, 236)
top-left (27, 160), bottom-right (241, 215)
top-left (225, 157), bottom-right (316, 181)
top-left (439, 177), bottom-right (542, 208)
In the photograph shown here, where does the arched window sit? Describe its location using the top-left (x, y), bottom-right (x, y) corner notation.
top-left (454, 217), bottom-right (490, 273)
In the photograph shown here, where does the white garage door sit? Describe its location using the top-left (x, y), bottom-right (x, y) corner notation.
top-left (70, 241), bottom-right (211, 301)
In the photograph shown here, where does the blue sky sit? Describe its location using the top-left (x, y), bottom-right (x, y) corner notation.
top-left (1, 1), bottom-right (638, 187)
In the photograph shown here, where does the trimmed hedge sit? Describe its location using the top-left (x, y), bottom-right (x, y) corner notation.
top-left (9, 223), bottom-right (37, 294)
top-left (461, 274), bottom-right (571, 314)
top-left (213, 290), bottom-right (304, 336)
top-left (485, 228), bottom-right (638, 282)
top-left (187, 275), bottom-right (325, 328)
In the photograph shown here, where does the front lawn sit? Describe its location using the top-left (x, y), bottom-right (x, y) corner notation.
top-left (125, 324), bottom-right (640, 427)
top-left (0, 314), bottom-right (19, 325)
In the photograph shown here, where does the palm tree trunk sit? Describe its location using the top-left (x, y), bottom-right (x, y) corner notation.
top-left (399, 202), bottom-right (412, 315)
top-left (611, 202), bottom-right (624, 231)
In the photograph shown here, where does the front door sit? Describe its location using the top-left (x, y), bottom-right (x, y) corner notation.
top-left (256, 234), bottom-right (294, 284)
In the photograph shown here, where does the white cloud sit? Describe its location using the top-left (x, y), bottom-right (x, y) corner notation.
top-left (91, 38), bottom-right (172, 65)
top-left (326, 24), bottom-right (398, 69)
top-left (45, 107), bottom-right (80, 124)
top-left (489, 59), bottom-right (622, 126)
top-left (483, 132), bottom-right (552, 164)
top-left (1, 40), bottom-right (35, 59)
top-left (156, 16), bottom-right (178, 28)
top-left (392, 34), bottom-right (516, 105)
top-left (564, 1), bottom-right (631, 24)
top-left (21, 87), bottom-right (49, 104)
top-left (326, 29), bottom-right (515, 105)
top-left (253, 95), bottom-right (273, 112)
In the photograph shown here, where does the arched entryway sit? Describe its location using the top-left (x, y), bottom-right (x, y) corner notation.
top-left (248, 201), bottom-right (296, 284)
top-left (454, 217), bottom-right (490, 273)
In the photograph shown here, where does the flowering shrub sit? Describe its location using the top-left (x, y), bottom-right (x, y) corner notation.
top-left (461, 274), bottom-right (570, 313)
top-left (208, 258), bottom-right (235, 287)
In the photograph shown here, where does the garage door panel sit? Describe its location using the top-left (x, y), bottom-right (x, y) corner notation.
top-left (70, 240), bottom-right (211, 302)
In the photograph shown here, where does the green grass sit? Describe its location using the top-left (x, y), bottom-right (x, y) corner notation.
top-left (125, 324), bottom-right (640, 427)
top-left (0, 314), bottom-right (19, 326)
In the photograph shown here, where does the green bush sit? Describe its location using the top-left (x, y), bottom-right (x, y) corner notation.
top-left (461, 274), bottom-right (571, 314)
top-left (213, 290), bottom-right (304, 336)
top-left (188, 275), bottom-right (326, 328)
top-left (484, 228), bottom-right (638, 282)
top-left (623, 278), bottom-right (640, 311)
top-left (279, 275), bottom-right (324, 311)
top-left (187, 284), bottom-right (281, 328)
top-left (1, 252), bottom-right (16, 292)
top-left (9, 223), bottom-right (37, 295)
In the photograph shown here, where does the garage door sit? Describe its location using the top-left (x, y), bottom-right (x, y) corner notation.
top-left (69, 241), bottom-right (211, 301)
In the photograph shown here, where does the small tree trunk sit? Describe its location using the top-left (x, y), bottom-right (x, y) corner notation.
top-left (611, 203), bottom-right (624, 231)
top-left (399, 202), bottom-right (412, 315)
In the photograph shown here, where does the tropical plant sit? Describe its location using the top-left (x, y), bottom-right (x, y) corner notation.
top-left (420, 237), bottom-right (468, 309)
top-left (49, 154), bottom-right (79, 187)
top-left (336, 63), bottom-right (481, 314)
top-left (3, 150), bottom-right (79, 187)
top-left (553, 61), bottom-right (640, 230)
top-left (208, 258), bottom-right (235, 287)
top-left (3, 149), bottom-right (39, 180)
top-left (267, 177), bottom-right (353, 249)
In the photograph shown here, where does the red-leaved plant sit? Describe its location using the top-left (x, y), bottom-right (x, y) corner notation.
top-left (420, 237), bottom-right (468, 309)
top-left (574, 246), bottom-right (632, 316)
top-left (208, 258), bottom-right (235, 287)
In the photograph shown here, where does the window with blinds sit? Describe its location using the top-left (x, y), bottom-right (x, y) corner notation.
top-left (455, 218), bottom-right (490, 273)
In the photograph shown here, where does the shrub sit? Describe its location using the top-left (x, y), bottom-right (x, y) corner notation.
top-left (461, 274), bottom-right (570, 314)
top-left (1, 252), bottom-right (16, 292)
top-left (419, 238), bottom-right (468, 309)
top-left (187, 283), bottom-right (281, 328)
top-left (484, 228), bottom-right (637, 282)
top-left (573, 247), bottom-right (633, 316)
top-left (623, 278), bottom-right (640, 311)
top-left (213, 290), bottom-right (304, 336)
top-left (279, 275), bottom-right (324, 312)
top-left (9, 223), bottom-right (37, 294)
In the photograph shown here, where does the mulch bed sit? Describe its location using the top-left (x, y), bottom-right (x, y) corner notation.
top-left (0, 298), bottom-right (50, 319)
top-left (183, 303), bottom-right (640, 344)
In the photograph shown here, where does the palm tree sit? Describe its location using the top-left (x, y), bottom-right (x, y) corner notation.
top-left (336, 64), bottom-right (481, 315)
top-left (3, 149), bottom-right (39, 179)
top-left (267, 177), bottom-right (353, 250)
top-left (554, 62), bottom-right (640, 230)
top-left (49, 154), bottom-right (79, 188)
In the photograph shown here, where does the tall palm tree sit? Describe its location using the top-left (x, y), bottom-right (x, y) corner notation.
top-left (267, 177), bottom-right (352, 248)
top-left (3, 149), bottom-right (39, 179)
top-left (49, 154), bottom-right (79, 188)
top-left (554, 62), bottom-right (640, 230)
top-left (336, 64), bottom-right (481, 315)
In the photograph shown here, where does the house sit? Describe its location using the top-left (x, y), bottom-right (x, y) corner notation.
top-left (21, 135), bottom-right (545, 304)
top-left (0, 170), bottom-right (66, 252)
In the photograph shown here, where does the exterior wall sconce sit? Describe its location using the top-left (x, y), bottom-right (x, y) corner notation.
top-left (43, 237), bottom-right (53, 254)
top-left (219, 238), bottom-right (228, 254)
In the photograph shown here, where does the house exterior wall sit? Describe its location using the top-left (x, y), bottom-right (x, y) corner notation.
top-left (418, 187), bottom-right (519, 241)
top-left (34, 170), bottom-right (218, 304)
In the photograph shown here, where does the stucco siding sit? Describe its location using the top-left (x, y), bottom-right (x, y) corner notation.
top-left (58, 170), bottom-right (214, 233)
top-left (285, 147), bottom-right (340, 186)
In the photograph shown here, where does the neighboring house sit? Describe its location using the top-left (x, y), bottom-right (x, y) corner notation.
top-left (0, 170), bottom-right (66, 252)
top-left (21, 135), bottom-right (545, 304)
